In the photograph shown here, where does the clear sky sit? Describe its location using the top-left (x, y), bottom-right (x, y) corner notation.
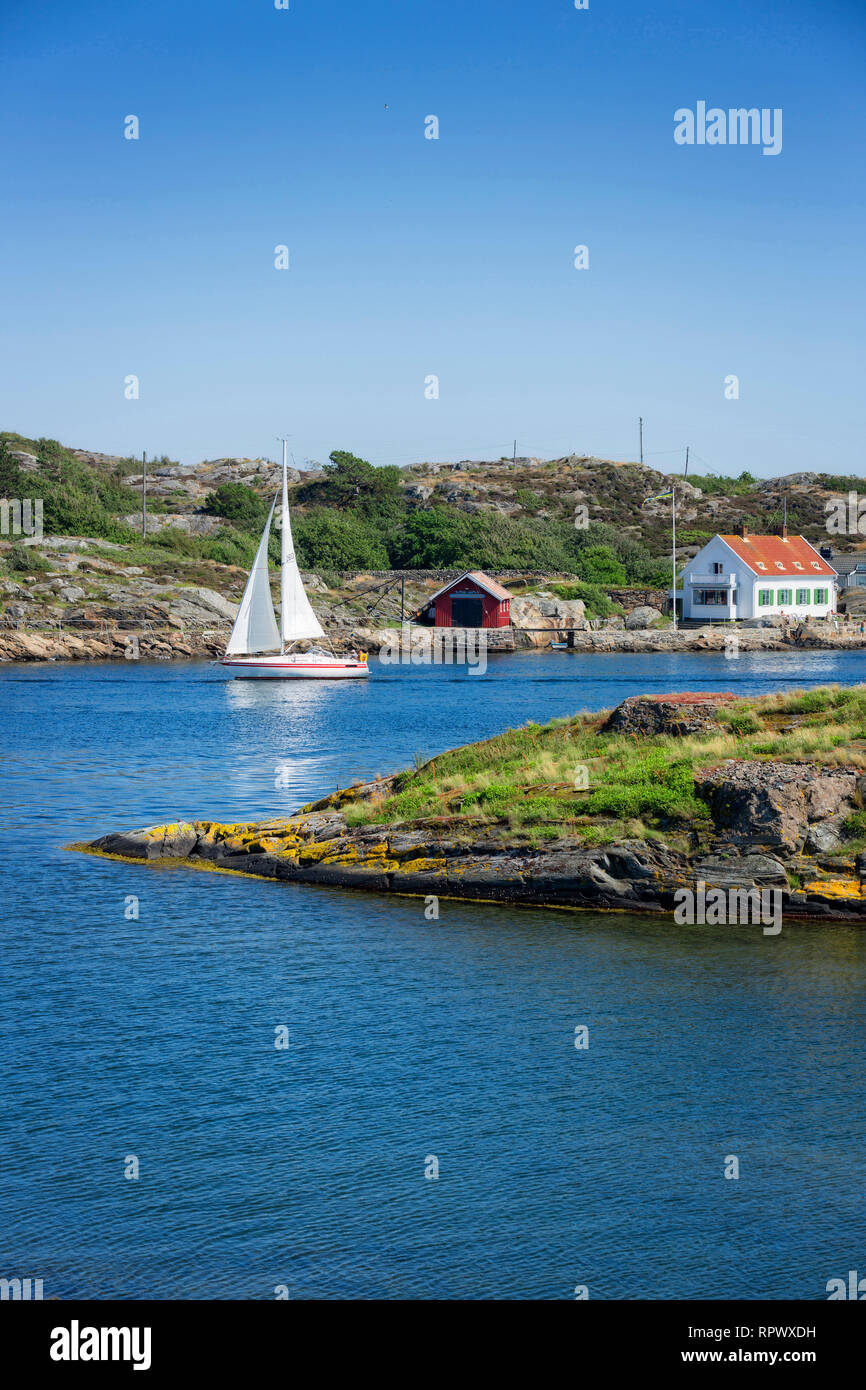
top-left (1, 0), bottom-right (864, 476)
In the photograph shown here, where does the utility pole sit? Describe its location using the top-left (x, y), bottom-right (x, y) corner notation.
top-left (142, 451), bottom-right (147, 538)
top-left (513, 439), bottom-right (517, 464)
top-left (639, 417), bottom-right (644, 466)
top-left (672, 446), bottom-right (689, 631)
top-left (671, 481), bottom-right (677, 631)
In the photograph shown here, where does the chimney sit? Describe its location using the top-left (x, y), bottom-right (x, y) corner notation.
top-left (781, 522), bottom-right (788, 539)
top-left (739, 520), bottom-right (748, 539)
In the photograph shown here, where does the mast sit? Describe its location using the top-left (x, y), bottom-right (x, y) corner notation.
top-left (279, 437), bottom-right (289, 654)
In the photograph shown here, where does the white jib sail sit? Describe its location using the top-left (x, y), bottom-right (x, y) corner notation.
top-left (224, 493), bottom-right (281, 655)
top-left (280, 446), bottom-right (324, 646)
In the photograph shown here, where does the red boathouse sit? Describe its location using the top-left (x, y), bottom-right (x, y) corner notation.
top-left (422, 571), bottom-right (513, 628)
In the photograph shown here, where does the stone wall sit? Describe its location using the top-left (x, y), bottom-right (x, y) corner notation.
top-left (605, 586), bottom-right (669, 613)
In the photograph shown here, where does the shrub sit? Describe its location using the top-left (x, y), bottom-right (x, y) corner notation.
top-left (6, 543), bottom-right (50, 572)
top-left (202, 482), bottom-right (268, 531)
top-left (293, 508), bottom-right (391, 570)
top-left (726, 712), bottom-right (761, 737)
top-left (551, 581), bottom-right (620, 618)
top-left (574, 544), bottom-right (627, 585)
top-left (514, 488), bottom-right (544, 513)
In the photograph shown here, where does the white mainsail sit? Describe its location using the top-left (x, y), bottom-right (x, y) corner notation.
top-left (224, 493), bottom-right (281, 656)
top-left (279, 441), bottom-right (324, 645)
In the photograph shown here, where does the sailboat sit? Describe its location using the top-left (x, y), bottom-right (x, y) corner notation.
top-left (221, 442), bottom-right (369, 679)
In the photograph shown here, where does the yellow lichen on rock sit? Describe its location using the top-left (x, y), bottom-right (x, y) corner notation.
top-left (802, 877), bottom-right (863, 899)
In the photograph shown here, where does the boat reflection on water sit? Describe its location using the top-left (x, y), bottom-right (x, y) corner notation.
top-left (225, 674), bottom-right (373, 810)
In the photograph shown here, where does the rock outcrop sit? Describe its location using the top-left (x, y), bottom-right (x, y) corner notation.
top-left (695, 762), bottom-right (860, 857)
top-left (601, 692), bottom-right (735, 737)
top-left (509, 594), bottom-right (589, 645)
top-left (624, 605), bottom-right (663, 629)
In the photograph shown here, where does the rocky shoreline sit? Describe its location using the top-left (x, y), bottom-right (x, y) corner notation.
top-left (5, 617), bottom-right (866, 663)
top-left (76, 692), bottom-right (866, 922)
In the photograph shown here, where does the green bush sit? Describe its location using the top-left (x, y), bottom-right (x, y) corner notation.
top-left (583, 752), bottom-right (705, 823)
top-left (0, 433), bottom-right (139, 542)
top-left (514, 488), bottom-right (544, 513)
top-left (293, 508), bottom-right (390, 570)
top-left (6, 543), bottom-right (50, 572)
top-left (726, 712), bottom-right (761, 737)
top-left (688, 471), bottom-right (756, 496)
top-left (551, 581), bottom-right (620, 618)
top-left (574, 544), bottom-right (627, 585)
top-left (203, 482), bottom-right (268, 532)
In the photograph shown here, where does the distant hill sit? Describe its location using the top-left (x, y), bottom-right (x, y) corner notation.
top-left (2, 432), bottom-right (864, 580)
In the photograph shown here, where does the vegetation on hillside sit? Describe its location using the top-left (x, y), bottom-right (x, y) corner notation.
top-left (183, 450), bottom-right (673, 580)
top-left (0, 434), bottom-right (140, 542)
top-left (5, 430), bottom-right (863, 584)
top-left (687, 470), bottom-right (756, 495)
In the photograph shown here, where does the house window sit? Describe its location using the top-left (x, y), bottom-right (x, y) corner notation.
top-left (814, 588), bottom-right (828, 604)
top-left (777, 589), bottom-right (792, 605)
top-left (696, 589), bottom-right (729, 605)
top-left (796, 589), bottom-right (809, 605)
top-left (711, 562), bottom-right (724, 574)
top-left (758, 589), bottom-right (773, 606)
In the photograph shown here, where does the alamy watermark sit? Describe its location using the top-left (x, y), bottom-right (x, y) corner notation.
top-left (826, 494), bottom-right (866, 536)
top-left (673, 881), bottom-right (782, 935)
top-left (1, 1276), bottom-right (43, 1300)
top-left (0, 497), bottom-right (43, 540)
top-left (674, 103), bottom-right (782, 156)
top-left (379, 624), bottom-right (487, 675)
top-left (826, 1269), bottom-right (866, 1299)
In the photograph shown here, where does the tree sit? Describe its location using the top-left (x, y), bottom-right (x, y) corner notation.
top-left (304, 449), bottom-right (404, 519)
top-left (0, 440), bottom-right (22, 496)
top-left (203, 482), bottom-right (268, 531)
top-left (389, 507), bottom-right (474, 567)
top-left (575, 544), bottom-right (627, 585)
top-left (293, 508), bottom-right (390, 570)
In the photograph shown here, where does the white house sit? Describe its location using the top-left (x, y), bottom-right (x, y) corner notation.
top-left (676, 530), bottom-right (838, 621)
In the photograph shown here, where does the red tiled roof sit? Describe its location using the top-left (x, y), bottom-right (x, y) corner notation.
top-left (465, 571), bottom-right (513, 601)
top-left (719, 534), bottom-right (836, 577)
top-left (427, 571), bottom-right (513, 603)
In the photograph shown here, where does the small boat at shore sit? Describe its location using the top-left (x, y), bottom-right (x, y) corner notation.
top-left (221, 442), bottom-right (368, 680)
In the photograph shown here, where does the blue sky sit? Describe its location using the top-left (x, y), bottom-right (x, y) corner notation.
top-left (1, 0), bottom-right (864, 475)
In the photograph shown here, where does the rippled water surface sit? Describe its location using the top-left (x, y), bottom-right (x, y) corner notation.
top-left (2, 649), bottom-right (866, 1298)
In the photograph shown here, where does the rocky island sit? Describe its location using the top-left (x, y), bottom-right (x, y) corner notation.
top-left (76, 685), bottom-right (866, 921)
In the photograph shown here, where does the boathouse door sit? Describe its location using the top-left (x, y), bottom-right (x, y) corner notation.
top-left (451, 595), bottom-right (484, 627)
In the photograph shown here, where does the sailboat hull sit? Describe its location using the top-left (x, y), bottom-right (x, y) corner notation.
top-left (221, 655), bottom-right (369, 679)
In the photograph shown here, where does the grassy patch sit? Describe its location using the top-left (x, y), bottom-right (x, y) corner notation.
top-left (332, 684), bottom-right (866, 838)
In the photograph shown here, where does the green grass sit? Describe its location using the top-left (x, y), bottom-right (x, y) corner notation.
top-left (330, 684), bottom-right (866, 840)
